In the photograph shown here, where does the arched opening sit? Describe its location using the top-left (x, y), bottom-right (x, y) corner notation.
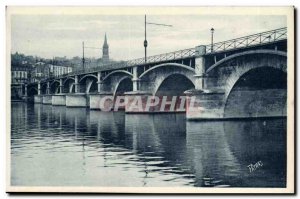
top-left (63, 79), bottom-right (75, 93)
top-left (27, 87), bottom-right (38, 96)
top-left (102, 70), bottom-right (133, 82)
top-left (113, 78), bottom-right (133, 110)
top-left (50, 81), bottom-right (60, 94)
top-left (79, 76), bottom-right (98, 93)
top-left (11, 85), bottom-right (22, 100)
top-left (87, 80), bottom-right (98, 93)
top-left (100, 72), bottom-right (133, 94)
top-left (224, 67), bottom-right (287, 118)
top-left (155, 74), bottom-right (194, 96)
top-left (115, 77), bottom-right (133, 96)
top-left (153, 74), bottom-right (195, 112)
top-left (139, 63), bottom-right (194, 79)
top-left (69, 83), bottom-right (75, 93)
top-left (41, 83), bottom-right (48, 95)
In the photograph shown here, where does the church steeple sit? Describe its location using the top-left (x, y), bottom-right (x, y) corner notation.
top-left (102, 33), bottom-right (109, 64)
top-left (103, 33), bottom-right (108, 48)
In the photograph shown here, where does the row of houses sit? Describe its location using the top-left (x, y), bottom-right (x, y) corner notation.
top-left (31, 62), bottom-right (73, 82)
top-left (12, 62), bottom-right (73, 83)
top-left (11, 62), bottom-right (73, 100)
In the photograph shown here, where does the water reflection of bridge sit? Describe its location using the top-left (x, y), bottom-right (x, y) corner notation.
top-left (12, 103), bottom-right (286, 187)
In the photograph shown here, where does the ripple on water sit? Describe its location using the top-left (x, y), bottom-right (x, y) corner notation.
top-left (10, 103), bottom-right (287, 187)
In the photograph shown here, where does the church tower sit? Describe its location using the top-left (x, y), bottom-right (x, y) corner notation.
top-left (102, 33), bottom-right (109, 64)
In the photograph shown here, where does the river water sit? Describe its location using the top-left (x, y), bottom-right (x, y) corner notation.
top-left (11, 102), bottom-right (286, 187)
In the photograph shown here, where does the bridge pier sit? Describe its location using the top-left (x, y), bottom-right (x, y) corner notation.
top-left (97, 72), bottom-right (102, 93)
top-left (185, 88), bottom-right (287, 120)
top-left (185, 89), bottom-right (225, 120)
top-left (124, 91), bottom-right (151, 113)
top-left (34, 95), bottom-right (43, 103)
top-left (194, 45), bottom-right (206, 90)
top-left (38, 82), bottom-right (41, 95)
top-left (59, 79), bottom-right (63, 94)
top-left (22, 86), bottom-right (29, 102)
top-left (74, 75), bottom-right (79, 93)
top-left (46, 82), bottom-right (50, 95)
top-left (42, 94), bottom-right (52, 105)
top-left (132, 66), bottom-right (140, 91)
top-left (124, 92), bottom-right (186, 113)
top-left (66, 93), bottom-right (88, 107)
top-left (184, 45), bottom-right (227, 120)
top-left (89, 92), bottom-right (114, 110)
top-left (52, 94), bottom-right (66, 106)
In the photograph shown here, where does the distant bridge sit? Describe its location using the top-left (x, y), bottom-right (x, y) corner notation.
top-left (26, 27), bottom-right (287, 120)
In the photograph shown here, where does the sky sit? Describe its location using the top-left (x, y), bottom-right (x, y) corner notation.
top-left (11, 14), bottom-right (286, 61)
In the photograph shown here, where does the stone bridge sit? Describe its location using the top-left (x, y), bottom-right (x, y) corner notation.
top-left (26, 27), bottom-right (287, 120)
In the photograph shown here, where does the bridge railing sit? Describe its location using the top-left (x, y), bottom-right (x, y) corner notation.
top-left (205, 27), bottom-right (287, 54)
top-left (48, 27), bottom-right (287, 81)
top-left (53, 47), bottom-right (196, 78)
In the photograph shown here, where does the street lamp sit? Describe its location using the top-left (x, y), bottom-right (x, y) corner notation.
top-left (144, 15), bottom-right (172, 63)
top-left (144, 15), bottom-right (148, 63)
top-left (82, 41), bottom-right (85, 70)
top-left (211, 28), bottom-right (215, 52)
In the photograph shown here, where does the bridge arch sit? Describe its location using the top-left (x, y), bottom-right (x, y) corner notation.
top-left (206, 49), bottom-right (287, 74)
top-left (113, 76), bottom-right (133, 97)
top-left (40, 83), bottom-right (48, 95)
top-left (205, 50), bottom-right (287, 98)
top-left (224, 66), bottom-right (287, 118)
top-left (78, 74), bottom-right (98, 93)
top-left (99, 70), bottom-right (133, 93)
top-left (50, 80), bottom-right (60, 94)
top-left (79, 74), bottom-right (98, 83)
top-left (86, 79), bottom-right (98, 93)
top-left (63, 77), bottom-right (75, 93)
top-left (138, 63), bottom-right (195, 95)
top-left (139, 63), bottom-right (195, 79)
top-left (63, 77), bottom-right (75, 85)
top-left (204, 50), bottom-right (287, 118)
top-left (154, 73), bottom-right (195, 96)
top-left (50, 80), bottom-right (60, 87)
top-left (102, 70), bottom-right (133, 82)
top-left (69, 83), bottom-right (75, 93)
top-left (27, 86), bottom-right (38, 96)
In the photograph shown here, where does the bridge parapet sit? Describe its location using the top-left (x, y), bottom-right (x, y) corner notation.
top-left (61, 47), bottom-right (196, 78)
top-left (205, 27), bottom-right (287, 54)
top-left (35, 27), bottom-right (286, 84)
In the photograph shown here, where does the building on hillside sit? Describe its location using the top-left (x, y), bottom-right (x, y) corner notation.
top-left (48, 64), bottom-right (73, 77)
top-left (31, 62), bottom-right (73, 83)
top-left (30, 62), bottom-right (47, 82)
top-left (11, 64), bottom-right (31, 100)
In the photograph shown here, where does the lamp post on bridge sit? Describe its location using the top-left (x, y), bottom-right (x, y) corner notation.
top-left (82, 41), bottom-right (85, 70)
top-left (211, 28), bottom-right (215, 52)
top-left (144, 15), bottom-right (172, 63)
top-left (144, 15), bottom-right (147, 63)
